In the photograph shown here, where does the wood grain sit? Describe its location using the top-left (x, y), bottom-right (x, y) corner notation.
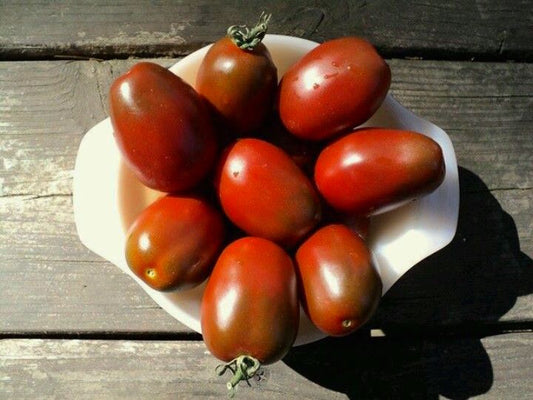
top-left (1, 333), bottom-right (531, 399)
top-left (1, 2), bottom-right (531, 398)
top-left (0, 58), bottom-right (531, 335)
top-left (0, 1), bottom-right (531, 61)
top-left (0, 339), bottom-right (345, 399)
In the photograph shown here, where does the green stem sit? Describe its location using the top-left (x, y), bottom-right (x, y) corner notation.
top-left (216, 355), bottom-right (262, 397)
top-left (227, 12), bottom-right (271, 50)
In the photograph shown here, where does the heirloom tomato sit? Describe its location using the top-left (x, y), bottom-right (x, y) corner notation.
top-left (278, 37), bottom-right (391, 141)
top-left (125, 195), bottom-right (225, 291)
top-left (109, 62), bottom-right (218, 193)
top-left (295, 224), bottom-right (382, 336)
top-left (201, 237), bottom-right (299, 393)
top-left (314, 127), bottom-right (445, 215)
top-left (215, 138), bottom-right (321, 247)
top-left (196, 13), bottom-right (277, 136)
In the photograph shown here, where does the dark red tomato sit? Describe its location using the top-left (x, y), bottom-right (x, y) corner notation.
top-left (278, 37), bottom-right (391, 141)
top-left (314, 127), bottom-right (445, 216)
top-left (295, 224), bottom-right (382, 336)
top-left (215, 138), bottom-right (321, 247)
top-left (125, 195), bottom-right (225, 291)
top-left (201, 236), bottom-right (299, 366)
top-left (109, 62), bottom-right (218, 193)
top-left (196, 14), bottom-right (277, 136)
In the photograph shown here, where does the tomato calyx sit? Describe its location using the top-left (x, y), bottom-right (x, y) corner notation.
top-left (227, 12), bottom-right (271, 50)
top-left (215, 355), bottom-right (262, 397)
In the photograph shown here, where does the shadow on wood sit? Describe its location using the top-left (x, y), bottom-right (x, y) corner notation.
top-left (283, 167), bottom-right (533, 399)
top-left (283, 333), bottom-right (492, 399)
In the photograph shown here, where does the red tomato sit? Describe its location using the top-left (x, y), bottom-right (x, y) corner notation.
top-left (215, 138), bottom-right (321, 247)
top-left (201, 237), bottom-right (299, 389)
top-left (109, 62), bottom-right (218, 192)
top-left (125, 195), bottom-right (225, 291)
top-left (295, 224), bottom-right (382, 336)
top-left (314, 127), bottom-right (445, 215)
top-left (278, 37), bottom-right (391, 141)
top-left (196, 14), bottom-right (277, 136)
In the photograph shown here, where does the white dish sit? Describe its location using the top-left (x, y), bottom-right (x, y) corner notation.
top-left (73, 34), bottom-right (459, 346)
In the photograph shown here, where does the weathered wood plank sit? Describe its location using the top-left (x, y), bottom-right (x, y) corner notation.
top-left (0, 1), bottom-right (531, 61)
top-left (2, 59), bottom-right (530, 197)
top-left (1, 333), bottom-right (531, 399)
top-left (1, 58), bottom-right (531, 335)
top-left (0, 184), bottom-right (530, 334)
top-left (0, 339), bottom-right (345, 399)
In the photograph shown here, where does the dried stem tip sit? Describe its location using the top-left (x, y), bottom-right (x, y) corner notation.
top-left (227, 12), bottom-right (272, 50)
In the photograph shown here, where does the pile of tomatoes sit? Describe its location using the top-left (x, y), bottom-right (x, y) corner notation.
top-left (108, 14), bottom-right (445, 394)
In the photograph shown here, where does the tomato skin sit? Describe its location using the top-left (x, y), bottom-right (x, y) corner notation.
top-left (196, 37), bottom-right (277, 136)
top-left (109, 62), bottom-right (218, 193)
top-left (215, 138), bottom-right (321, 247)
top-left (278, 37), bottom-right (391, 141)
top-left (125, 195), bottom-right (225, 291)
top-left (314, 127), bottom-right (445, 216)
top-left (295, 224), bottom-right (382, 336)
top-left (201, 237), bottom-right (299, 364)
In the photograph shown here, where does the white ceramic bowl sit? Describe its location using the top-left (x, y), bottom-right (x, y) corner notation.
top-left (73, 34), bottom-right (459, 345)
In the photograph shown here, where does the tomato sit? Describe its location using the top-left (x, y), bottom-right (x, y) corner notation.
top-left (109, 62), bottom-right (218, 193)
top-left (196, 13), bottom-right (277, 136)
top-left (295, 224), bottom-right (382, 336)
top-left (278, 37), bottom-right (391, 141)
top-left (215, 138), bottom-right (321, 247)
top-left (314, 127), bottom-right (445, 216)
top-left (125, 195), bottom-right (225, 291)
top-left (201, 237), bottom-right (299, 391)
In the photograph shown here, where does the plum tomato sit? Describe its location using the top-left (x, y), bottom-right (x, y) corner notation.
top-left (278, 37), bottom-right (391, 141)
top-left (196, 13), bottom-right (277, 136)
top-left (295, 224), bottom-right (382, 336)
top-left (125, 195), bottom-right (225, 292)
top-left (215, 138), bottom-right (321, 247)
top-left (314, 127), bottom-right (445, 216)
top-left (201, 237), bottom-right (299, 392)
top-left (109, 62), bottom-right (218, 193)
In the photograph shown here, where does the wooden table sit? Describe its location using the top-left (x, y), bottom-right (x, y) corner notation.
top-left (1, 1), bottom-right (532, 398)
